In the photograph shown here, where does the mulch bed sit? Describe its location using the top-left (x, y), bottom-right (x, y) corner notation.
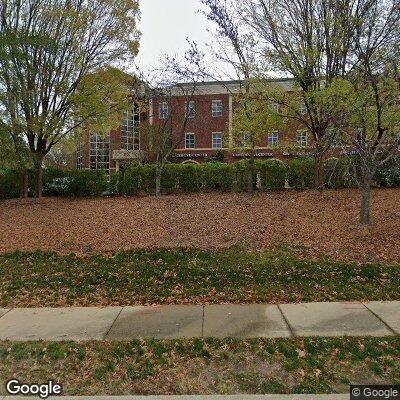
top-left (1, 188), bottom-right (400, 263)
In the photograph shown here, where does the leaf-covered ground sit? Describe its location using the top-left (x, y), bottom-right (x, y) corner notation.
top-left (1, 249), bottom-right (399, 307)
top-left (0, 337), bottom-right (399, 395)
top-left (1, 189), bottom-right (400, 263)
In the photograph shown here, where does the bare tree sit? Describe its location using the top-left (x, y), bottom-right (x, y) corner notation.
top-left (140, 84), bottom-right (197, 197)
top-left (200, 0), bottom-right (260, 193)
top-left (137, 61), bottom-right (203, 197)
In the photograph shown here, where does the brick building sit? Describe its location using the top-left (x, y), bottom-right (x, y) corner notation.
top-left (75, 79), bottom-right (313, 172)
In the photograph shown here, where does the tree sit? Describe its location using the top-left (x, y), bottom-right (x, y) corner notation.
top-left (0, 0), bottom-right (140, 197)
top-left (230, 79), bottom-right (283, 192)
top-left (320, 0), bottom-right (400, 224)
top-left (201, 0), bottom-right (259, 193)
top-left (208, 0), bottom-right (399, 189)
top-left (140, 79), bottom-right (200, 197)
top-left (0, 121), bottom-right (32, 197)
top-left (351, 74), bottom-right (399, 225)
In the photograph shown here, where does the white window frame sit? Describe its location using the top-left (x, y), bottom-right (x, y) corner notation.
top-left (89, 133), bottom-right (110, 172)
top-left (121, 104), bottom-right (140, 151)
top-left (240, 132), bottom-right (251, 148)
top-left (269, 102), bottom-right (279, 113)
top-left (185, 101), bottom-right (195, 118)
top-left (267, 131), bottom-right (279, 146)
top-left (296, 130), bottom-right (308, 147)
top-left (185, 133), bottom-right (196, 149)
top-left (76, 141), bottom-right (83, 170)
top-left (212, 100), bottom-right (223, 117)
top-left (159, 101), bottom-right (169, 119)
top-left (299, 102), bottom-right (307, 115)
top-left (212, 132), bottom-right (222, 149)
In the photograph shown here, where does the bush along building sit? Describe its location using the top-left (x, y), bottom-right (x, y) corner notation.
top-left (73, 79), bottom-right (333, 173)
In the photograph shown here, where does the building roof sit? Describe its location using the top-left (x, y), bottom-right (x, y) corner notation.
top-left (172, 78), bottom-right (295, 95)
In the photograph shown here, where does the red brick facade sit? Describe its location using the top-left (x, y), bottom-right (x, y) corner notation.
top-left (75, 80), bottom-right (316, 171)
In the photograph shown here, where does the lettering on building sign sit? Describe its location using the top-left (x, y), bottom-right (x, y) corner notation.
top-left (283, 151), bottom-right (313, 156)
top-left (173, 153), bottom-right (209, 158)
top-left (233, 152), bottom-right (274, 158)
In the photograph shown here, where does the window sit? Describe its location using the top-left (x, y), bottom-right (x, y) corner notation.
top-left (159, 102), bottom-right (168, 119)
top-left (186, 101), bottom-right (195, 118)
top-left (299, 103), bottom-right (307, 115)
top-left (185, 133), bottom-right (195, 149)
top-left (121, 104), bottom-right (140, 151)
top-left (89, 134), bottom-right (110, 171)
top-left (296, 131), bottom-right (308, 147)
top-left (76, 141), bottom-right (83, 170)
top-left (212, 100), bottom-right (223, 117)
top-left (212, 132), bottom-right (222, 149)
top-left (240, 132), bottom-right (251, 148)
top-left (269, 102), bottom-right (279, 113)
top-left (267, 131), bottom-right (279, 146)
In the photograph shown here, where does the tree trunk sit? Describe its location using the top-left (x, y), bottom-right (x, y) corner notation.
top-left (34, 154), bottom-right (44, 198)
top-left (19, 170), bottom-right (29, 198)
top-left (360, 177), bottom-right (372, 225)
top-left (155, 164), bottom-right (162, 197)
top-left (314, 152), bottom-right (324, 190)
top-left (246, 154), bottom-right (254, 194)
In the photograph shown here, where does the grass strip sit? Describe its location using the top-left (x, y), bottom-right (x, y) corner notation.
top-left (0, 337), bottom-right (399, 395)
top-left (1, 248), bottom-right (399, 307)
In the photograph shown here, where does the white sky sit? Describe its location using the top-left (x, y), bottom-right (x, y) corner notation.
top-left (135, 0), bottom-right (233, 79)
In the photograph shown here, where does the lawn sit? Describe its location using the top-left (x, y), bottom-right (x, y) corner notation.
top-left (0, 189), bottom-right (400, 263)
top-left (0, 337), bottom-right (399, 395)
top-left (1, 248), bottom-right (399, 307)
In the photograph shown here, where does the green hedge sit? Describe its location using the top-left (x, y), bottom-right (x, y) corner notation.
top-left (257, 159), bottom-right (287, 190)
top-left (0, 169), bottom-right (21, 199)
top-left (286, 158), bottom-right (315, 189)
top-left (2, 157), bottom-right (400, 199)
top-left (375, 157), bottom-right (400, 188)
top-left (324, 158), bottom-right (358, 189)
top-left (43, 169), bottom-right (108, 197)
top-left (0, 168), bottom-right (108, 198)
top-left (202, 162), bottom-right (234, 191)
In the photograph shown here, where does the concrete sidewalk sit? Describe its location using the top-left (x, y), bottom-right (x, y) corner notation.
top-left (0, 301), bottom-right (398, 341)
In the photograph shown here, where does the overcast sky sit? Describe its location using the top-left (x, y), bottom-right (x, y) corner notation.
top-left (135, 0), bottom-right (232, 78)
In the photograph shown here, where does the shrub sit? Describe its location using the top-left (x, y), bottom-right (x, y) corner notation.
top-left (286, 158), bottom-right (315, 189)
top-left (161, 164), bottom-right (180, 193)
top-left (64, 170), bottom-right (108, 197)
top-left (176, 164), bottom-right (203, 192)
top-left (204, 150), bottom-right (225, 163)
top-left (233, 160), bottom-right (250, 192)
top-left (43, 168), bottom-right (70, 196)
top-left (324, 158), bottom-right (358, 189)
top-left (375, 157), bottom-right (400, 188)
top-left (111, 167), bottom-right (141, 196)
top-left (140, 164), bottom-right (156, 194)
top-left (0, 169), bottom-right (21, 199)
top-left (202, 162), bottom-right (234, 191)
top-left (264, 160), bottom-right (287, 190)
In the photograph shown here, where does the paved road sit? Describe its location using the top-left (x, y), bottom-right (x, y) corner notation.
top-left (0, 301), bottom-right (398, 341)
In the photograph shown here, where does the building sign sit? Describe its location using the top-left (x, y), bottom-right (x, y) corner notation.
top-left (233, 152), bottom-right (274, 158)
top-left (283, 151), bottom-right (314, 156)
top-left (173, 153), bottom-right (208, 158)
